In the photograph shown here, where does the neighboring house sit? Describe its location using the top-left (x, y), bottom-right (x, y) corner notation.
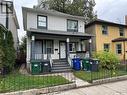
top-left (0, 1), bottom-right (19, 52)
top-left (22, 6), bottom-right (92, 73)
top-left (85, 19), bottom-right (127, 61)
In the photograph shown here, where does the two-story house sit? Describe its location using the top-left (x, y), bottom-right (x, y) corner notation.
top-left (86, 19), bottom-right (127, 62)
top-left (22, 6), bottom-right (92, 73)
top-left (0, 1), bottom-right (19, 52)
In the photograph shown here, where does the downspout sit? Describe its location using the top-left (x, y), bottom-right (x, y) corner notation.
top-left (123, 41), bottom-right (127, 71)
top-left (6, 3), bottom-right (9, 29)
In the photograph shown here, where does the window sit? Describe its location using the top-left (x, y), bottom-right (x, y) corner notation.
top-left (116, 44), bottom-right (122, 54)
top-left (67, 20), bottom-right (78, 32)
top-left (119, 27), bottom-right (124, 36)
top-left (104, 44), bottom-right (110, 51)
top-left (37, 15), bottom-right (47, 29)
top-left (44, 40), bottom-right (54, 54)
top-left (69, 43), bottom-right (77, 52)
top-left (102, 25), bottom-right (108, 35)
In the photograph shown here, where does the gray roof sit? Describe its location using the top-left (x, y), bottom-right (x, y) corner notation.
top-left (22, 7), bottom-right (84, 19)
top-left (28, 28), bottom-right (93, 38)
top-left (22, 7), bottom-right (85, 30)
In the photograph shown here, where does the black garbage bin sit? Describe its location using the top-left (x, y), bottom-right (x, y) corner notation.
top-left (90, 59), bottom-right (99, 72)
top-left (41, 60), bottom-right (51, 73)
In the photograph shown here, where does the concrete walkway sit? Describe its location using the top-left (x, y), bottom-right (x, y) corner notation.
top-left (44, 80), bottom-right (127, 95)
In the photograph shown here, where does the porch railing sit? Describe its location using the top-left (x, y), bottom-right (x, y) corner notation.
top-left (67, 55), bottom-right (72, 68)
top-left (34, 53), bottom-right (53, 67)
top-left (34, 53), bottom-right (44, 60)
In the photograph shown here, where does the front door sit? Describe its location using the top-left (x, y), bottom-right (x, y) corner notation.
top-left (60, 42), bottom-right (66, 59)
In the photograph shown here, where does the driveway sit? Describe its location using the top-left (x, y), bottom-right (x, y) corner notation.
top-left (44, 80), bottom-right (127, 95)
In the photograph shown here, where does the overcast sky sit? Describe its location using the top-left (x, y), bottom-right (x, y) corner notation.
top-left (13, 0), bottom-right (127, 41)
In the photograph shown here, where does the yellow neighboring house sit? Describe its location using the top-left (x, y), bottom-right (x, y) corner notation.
top-left (85, 19), bottom-right (127, 61)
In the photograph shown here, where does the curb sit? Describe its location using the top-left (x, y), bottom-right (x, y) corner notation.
top-left (0, 83), bottom-right (76, 95)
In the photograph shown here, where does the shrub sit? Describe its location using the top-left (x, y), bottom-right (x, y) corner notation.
top-left (93, 51), bottom-right (120, 70)
top-left (0, 25), bottom-right (16, 72)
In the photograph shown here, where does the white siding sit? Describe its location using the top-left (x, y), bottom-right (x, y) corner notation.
top-left (48, 16), bottom-right (66, 31)
top-left (26, 12), bottom-right (85, 33)
top-left (27, 12), bottom-right (37, 29)
top-left (9, 16), bottom-right (18, 50)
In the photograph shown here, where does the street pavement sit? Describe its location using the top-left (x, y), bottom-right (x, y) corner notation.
top-left (44, 80), bottom-right (127, 95)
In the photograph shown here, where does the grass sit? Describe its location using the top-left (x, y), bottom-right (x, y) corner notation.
top-left (0, 73), bottom-right (69, 93)
top-left (73, 68), bottom-right (127, 82)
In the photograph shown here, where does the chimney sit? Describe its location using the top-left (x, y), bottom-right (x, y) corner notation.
top-left (125, 15), bottom-right (127, 25)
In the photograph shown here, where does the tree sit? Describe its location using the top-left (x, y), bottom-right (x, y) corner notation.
top-left (43, 0), bottom-right (97, 23)
top-left (19, 36), bottom-right (26, 53)
top-left (0, 27), bottom-right (5, 69)
top-left (83, 0), bottom-right (97, 24)
top-left (46, 0), bottom-right (71, 13)
top-left (5, 31), bottom-right (16, 70)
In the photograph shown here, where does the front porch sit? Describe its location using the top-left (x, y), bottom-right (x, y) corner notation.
top-left (26, 30), bottom-right (92, 73)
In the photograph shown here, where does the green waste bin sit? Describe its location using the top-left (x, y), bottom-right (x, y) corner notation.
top-left (31, 60), bottom-right (41, 75)
top-left (82, 59), bottom-right (90, 71)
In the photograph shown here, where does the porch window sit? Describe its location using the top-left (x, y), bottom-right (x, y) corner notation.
top-left (37, 15), bottom-right (47, 29)
top-left (116, 44), bottom-right (122, 54)
top-left (104, 43), bottom-right (110, 51)
top-left (102, 25), bottom-right (108, 35)
top-left (67, 19), bottom-right (78, 32)
top-left (119, 27), bottom-right (124, 36)
top-left (44, 40), bottom-right (54, 54)
top-left (69, 43), bottom-right (77, 52)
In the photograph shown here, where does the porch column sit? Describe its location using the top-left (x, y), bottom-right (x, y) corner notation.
top-left (66, 38), bottom-right (70, 58)
top-left (26, 35), bottom-right (31, 70)
top-left (31, 35), bottom-right (35, 60)
top-left (89, 38), bottom-right (92, 58)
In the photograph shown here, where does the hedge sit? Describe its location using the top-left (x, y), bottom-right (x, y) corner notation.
top-left (0, 25), bottom-right (16, 71)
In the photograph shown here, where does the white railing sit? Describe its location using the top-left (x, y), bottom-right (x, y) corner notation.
top-left (34, 53), bottom-right (44, 60)
top-left (34, 53), bottom-right (53, 68)
top-left (67, 55), bottom-right (72, 68)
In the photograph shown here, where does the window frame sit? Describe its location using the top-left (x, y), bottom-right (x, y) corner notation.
top-left (44, 40), bottom-right (54, 54)
top-left (116, 43), bottom-right (122, 54)
top-left (69, 42), bottom-right (78, 52)
top-left (104, 43), bottom-right (110, 52)
top-left (119, 27), bottom-right (125, 37)
top-left (67, 19), bottom-right (78, 32)
top-left (102, 25), bottom-right (108, 35)
top-left (37, 15), bottom-right (47, 29)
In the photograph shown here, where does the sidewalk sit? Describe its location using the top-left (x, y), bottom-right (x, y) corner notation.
top-left (43, 80), bottom-right (127, 95)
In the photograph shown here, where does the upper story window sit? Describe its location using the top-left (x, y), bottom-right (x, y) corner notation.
top-left (119, 27), bottom-right (124, 36)
top-left (104, 43), bottom-right (110, 52)
top-left (67, 19), bottom-right (78, 32)
top-left (102, 25), bottom-right (108, 35)
top-left (116, 44), bottom-right (122, 54)
top-left (37, 15), bottom-right (47, 29)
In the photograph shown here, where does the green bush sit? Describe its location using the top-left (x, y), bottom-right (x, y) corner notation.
top-left (93, 51), bottom-right (120, 70)
top-left (0, 25), bottom-right (15, 71)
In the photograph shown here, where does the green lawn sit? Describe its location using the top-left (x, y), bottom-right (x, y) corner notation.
top-left (0, 73), bottom-right (69, 93)
top-left (73, 69), bottom-right (127, 82)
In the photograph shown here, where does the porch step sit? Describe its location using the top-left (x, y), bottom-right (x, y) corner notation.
top-left (52, 66), bottom-right (71, 70)
top-left (51, 68), bottom-right (72, 73)
top-left (53, 59), bottom-right (67, 63)
top-left (51, 60), bottom-right (72, 73)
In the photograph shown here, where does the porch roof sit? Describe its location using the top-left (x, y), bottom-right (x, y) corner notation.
top-left (112, 37), bottom-right (127, 42)
top-left (28, 28), bottom-right (94, 39)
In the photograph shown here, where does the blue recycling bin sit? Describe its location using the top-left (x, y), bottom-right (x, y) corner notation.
top-left (72, 58), bottom-right (81, 70)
